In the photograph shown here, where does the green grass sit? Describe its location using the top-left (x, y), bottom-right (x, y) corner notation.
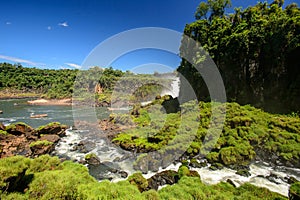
top-left (0, 155), bottom-right (288, 199)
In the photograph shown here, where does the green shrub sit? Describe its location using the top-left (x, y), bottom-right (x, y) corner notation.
top-left (127, 172), bottom-right (148, 192)
top-left (0, 192), bottom-right (28, 200)
top-left (142, 189), bottom-right (160, 200)
top-left (77, 180), bottom-right (144, 200)
top-left (0, 156), bottom-right (31, 191)
top-left (289, 182), bottom-right (300, 199)
top-left (178, 165), bottom-right (190, 178)
top-left (0, 130), bottom-right (8, 135)
top-left (27, 154), bottom-right (61, 173)
top-left (28, 161), bottom-right (96, 199)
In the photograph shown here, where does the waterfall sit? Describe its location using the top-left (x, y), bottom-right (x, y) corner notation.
top-left (160, 76), bottom-right (180, 98)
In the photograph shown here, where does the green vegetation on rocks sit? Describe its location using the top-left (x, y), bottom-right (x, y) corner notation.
top-left (29, 140), bottom-right (53, 148)
top-left (289, 182), bottom-right (300, 200)
top-left (112, 100), bottom-right (300, 168)
top-left (0, 155), bottom-right (288, 199)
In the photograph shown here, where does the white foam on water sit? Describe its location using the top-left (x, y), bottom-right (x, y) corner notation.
top-left (55, 129), bottom-right (85, 161)
top-left (143, 162), bottom-right (182, 179)
top-left (190, 161), bottom-right (299, 197)
top-left (141, 101), bottom-right (152, 106)
top-left (160, 76), bottom-right (180, 98)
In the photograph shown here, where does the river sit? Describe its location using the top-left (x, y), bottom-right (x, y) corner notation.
top-left (0, 98), bottom-right (109, 128)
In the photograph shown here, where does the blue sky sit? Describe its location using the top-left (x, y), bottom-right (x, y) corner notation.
top-left (0, 0), bottom-right (297, 73)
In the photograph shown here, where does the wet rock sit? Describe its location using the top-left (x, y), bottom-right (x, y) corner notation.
top-left (36, 122), bottom-right (67, 137)
top-left (40, 134), bottom-right (60, 143)
top-left (85, 153), bottom-right (101, 166)
top-left (287, 176), bottom-right (299, 184)
top-left (88, 164), bottom-right (114, 181)
top-left (209, 163), bottom-right (224, 170)
top-left (118, 170), bottom-right (128, 178)
top-left (265, 173), bottom-right (283, 184)
top-left (161, 96), bottom-right (180, 114)
top-left (0, 122), bottom-right (67, 158)
top-left (0, 134), bottom-right (31, 158)
top-left (0, 123), bottom-right (5, 130)
top-left (236, 169), bottom-right (251, 177)
top-left (161, 154), bottom-right (175, 169)
top-left (189, 158), bottom-right (202, 168)
top-left (147, 170), bottom-right (178, 190)
top-left (113, 157), bottom-right (121, 162)
top-left (148, 158), bottom-right (161, 172)
top-left (30, 142), bottom-right (55, 157)
top-left (73, 140), bottom-right (96, 153)
top-left (133, 154), bottom-right (162, 173)
top-left (226, 179), bottom-right (237, 187)
top-left (6, 123), bottom-right (34, 136)
top-left (133, 156), bottom-right (148, 174)
top-left (102, 161), bottom-right (120, 172)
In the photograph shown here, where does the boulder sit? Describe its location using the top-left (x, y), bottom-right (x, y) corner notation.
top-left (189, 158), bottom-right (202, 168)
top-left (0, 134), bottom-right (30, 158)
top-left (118, 170), bottom-right (128, 178)
top-left (288, 176), bottom-right (299, 184)
top-left (40, 134), bottom-right (61, 143)
top-left (0, 122), bottom-right (67, 158)
top-left (226, 179), bottom-right (237, 187)
top-left (147, 170), bottom-right (178, 190)
top-left (133, 154), bottom-right (162, 174)
top-left (161, 96), bottom-right (180, 114)
top-left (36, 122), bottom-right (67, 137)
top-left (5, 123), bottom-right (34, 136)
top-left (0, 123), bottom-right (5, 130)
top-left (85, 153), bottom-right (101, 166)
top-left (236, 169), bottom-right (251, 177)
top-left (30, 141), bottom-right (55, 157)
top-left (71, 140), bottom-right (96, 153)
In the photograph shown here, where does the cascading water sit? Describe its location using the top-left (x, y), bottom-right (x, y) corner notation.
top-left (160, 76), bottom-right (180, 98)
top-left (53, 75), bottom-right (299, 197)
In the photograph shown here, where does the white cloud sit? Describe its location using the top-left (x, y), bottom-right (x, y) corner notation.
top-left (6, 22), bottom-right (11, 25)
top-left (47, 26), bottom-right (52, 30)
top-left (58, 22), bottom-right (68, 27)
top-left (65, 63), bottom-right (81, 69)
top-left (0, 55), bottom-right (38, 66)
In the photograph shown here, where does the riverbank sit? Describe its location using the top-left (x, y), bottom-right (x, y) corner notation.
top-left (0, 90), bottom-right (40, 99)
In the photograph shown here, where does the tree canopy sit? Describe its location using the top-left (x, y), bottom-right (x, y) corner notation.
top-left (178, 0), bottom-right (300, 113)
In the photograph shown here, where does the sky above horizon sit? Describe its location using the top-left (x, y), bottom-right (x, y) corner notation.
top-left (0, 0), bottom-right (297, 73)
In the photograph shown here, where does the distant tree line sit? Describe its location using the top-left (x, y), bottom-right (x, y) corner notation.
top-left (0, 63), bottom-right (171, 102)
top-left (178, 0), bottom-right (300, 113)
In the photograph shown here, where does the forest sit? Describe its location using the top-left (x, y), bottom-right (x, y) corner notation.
top-left (178, 0), bottom-right (300, 113)
top-left (0, 63), bottom-right (171, 104)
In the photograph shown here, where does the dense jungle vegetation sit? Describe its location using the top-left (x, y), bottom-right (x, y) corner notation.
top-left (178, 0), bottom-right (300, 113)
top-left (0, 63), bottom-right (171, 103)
